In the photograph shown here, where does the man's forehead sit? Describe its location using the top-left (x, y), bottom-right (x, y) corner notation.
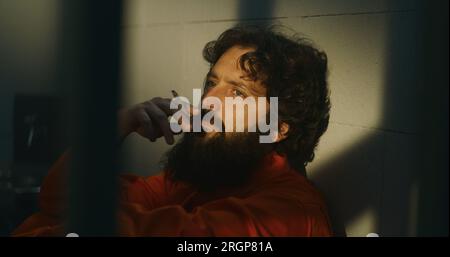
top-left (208, 45), bottom-right (266, 95)
top-left (215, 46), bottom-right (253, 69)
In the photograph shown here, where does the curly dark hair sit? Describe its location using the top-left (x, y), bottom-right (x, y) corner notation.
top-left (202, 25), bottom-right (331, 172)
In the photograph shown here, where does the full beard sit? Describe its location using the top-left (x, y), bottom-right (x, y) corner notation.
top-left (161, 132), bottom-right (274, 192)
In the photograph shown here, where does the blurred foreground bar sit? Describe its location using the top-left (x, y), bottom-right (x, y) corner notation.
top-left (58, 0), bottom-right (123, 236)
top-left (416, 0), bottom-right (449, 236)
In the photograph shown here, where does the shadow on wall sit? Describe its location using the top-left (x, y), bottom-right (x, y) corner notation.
top-left (238, 1), bottom-right (448, 236)
top-left (311, 1), bottom-right (448, 237)
top-left (311, 9), bottom-right (422, 236)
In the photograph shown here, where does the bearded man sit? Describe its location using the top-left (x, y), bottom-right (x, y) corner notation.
top-left (13, 25), bottom-right (332, 236)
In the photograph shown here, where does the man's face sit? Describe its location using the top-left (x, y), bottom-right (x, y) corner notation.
top-left (163, 46), bottom-right (275, 190)
top-left (201, 45), bottom-right (268, 140)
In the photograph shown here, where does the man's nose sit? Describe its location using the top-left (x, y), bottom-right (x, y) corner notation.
top-left (202, 87), bottom-right (222, 112)
top-left (201, 84), bottom-right (230, 117)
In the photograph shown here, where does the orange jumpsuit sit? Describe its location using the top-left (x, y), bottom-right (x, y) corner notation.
top-left (13, 151), bottom-right (332, 236)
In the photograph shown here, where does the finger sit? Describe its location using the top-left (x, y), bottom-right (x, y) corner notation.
top-left (144, 101), bottom-right (175, 145)
top-left (136, 109), bottom-right (158, 141)
top-left (154, 96), bottom-right (198, 132)
top-left (151, 97), bottom-right (179, 116)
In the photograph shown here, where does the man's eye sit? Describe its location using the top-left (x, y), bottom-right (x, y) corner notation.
top-left (232, 89), bottom-right (245, 97)
top-left (205, 81), bottom-right (215, 89)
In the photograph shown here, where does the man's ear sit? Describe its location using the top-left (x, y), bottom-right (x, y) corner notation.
top-left (275, 122), bottom-right (290, 142)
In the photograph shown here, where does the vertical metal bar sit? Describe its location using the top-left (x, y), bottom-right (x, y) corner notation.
top-left (59, 0), bottom-right (123, 236)
top-left (416, 0), bottom-right (449, 237)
